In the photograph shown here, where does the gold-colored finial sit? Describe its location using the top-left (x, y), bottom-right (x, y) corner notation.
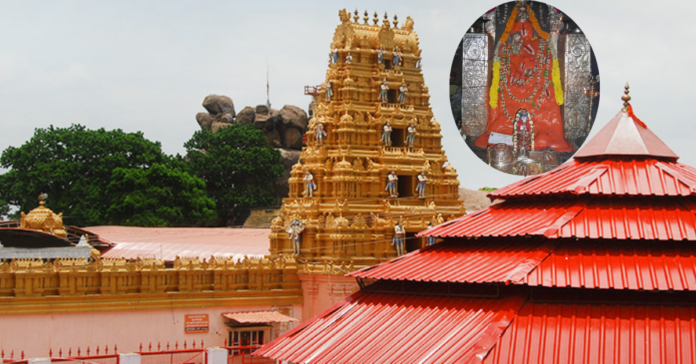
top-left (353, 9), bottom-right (359, 23)
top-left (364, 10), bottom-right (369, 24)
top-left (621, 82), bottom-right (631, 111)
top-left (393, 14), bottom-right (399, 28)
top-left (383, 12), bottom-right (389, 25)
top-left (373, 11), bottom-right (379, 25)
top-left (38, 192), bottom-right (47, 206)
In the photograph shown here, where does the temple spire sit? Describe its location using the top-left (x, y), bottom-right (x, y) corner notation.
top-left (621, 82), bottom-right (631, 111)
top-left (574, 86), bottom-right (678, 160)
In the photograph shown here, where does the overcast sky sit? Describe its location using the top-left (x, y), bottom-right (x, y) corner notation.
top-left (1, 0), bottom-right (694, 189)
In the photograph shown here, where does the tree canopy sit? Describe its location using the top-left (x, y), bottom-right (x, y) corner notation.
top-left (0, 124), bottom-right (215, 227)
top-left (185, 123), bottom-right (284, 225)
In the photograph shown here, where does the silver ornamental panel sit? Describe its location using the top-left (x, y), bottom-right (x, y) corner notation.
top-left (461, 34), bottom-right (488, 137)
top-left (562, 34), bottom-right (592, 140)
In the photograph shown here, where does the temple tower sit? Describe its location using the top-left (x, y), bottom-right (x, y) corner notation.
top-left (270, 9), bottom-right (464, 285)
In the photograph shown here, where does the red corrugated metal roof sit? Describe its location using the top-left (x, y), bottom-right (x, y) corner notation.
top-left (351, 240), bottom-right (554, 284)
top-left (223, 311), bottom-right (298, 324)
top-left (490, 159), bottom-right (696, 199)
top-left (89, 226), bottom-right (271, 261)
top-left (524, 241), bottom-right (696, 291)
top-left (554, 199), bottom-right (696, 240)
top-left (573, 108), bottom-right (679, 160)
top-left (421, 199), bottom-right (696, 241)
top-left (484, 301), bottom-right (696, 364)
top-left (254, 291), bottom-right (525, 364)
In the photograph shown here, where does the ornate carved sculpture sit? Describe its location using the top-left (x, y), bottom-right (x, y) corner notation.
top-left (386, 171), bottom-right (398, 198)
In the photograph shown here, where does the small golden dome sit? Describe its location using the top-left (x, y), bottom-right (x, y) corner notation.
top-left (19, 193), bottom-right (67, 238)
top-left (335, 158), bottom-right (352, 170)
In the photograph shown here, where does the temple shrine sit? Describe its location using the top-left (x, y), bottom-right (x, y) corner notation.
top-left (270, 9), bottom-right (464, 316)
top-left (255, 86), bottom-right (696, 363)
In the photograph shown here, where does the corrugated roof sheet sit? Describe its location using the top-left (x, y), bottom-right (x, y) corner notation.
top-left (254, 291), bottom-right (525, 364)
top-left (524, 241), bottom-right (696, 291)
top-left (223, 311), bottom-right (298, 324)
top-left (554, 199), bottom-right (696, 240)
top-left (351, 240), bottom-right (554, 284)
top-left (421, 199), bottom-right (696, 241)
top-left (490, 159), bottom-right (696, 199)
top-left (484, 301), bottom-right (696, 364)
top-left (90, 226), bottom-right (270, 261)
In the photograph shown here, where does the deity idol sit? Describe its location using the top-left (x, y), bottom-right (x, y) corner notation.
top-left (474, 2), bottom-right (573, 153)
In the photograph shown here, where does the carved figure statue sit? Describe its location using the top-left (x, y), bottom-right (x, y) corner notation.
top-left (391, 220), bottom-right (405, 256)
top-left (398, 82), bottom-right (408, 104)
top-left (303, 170), bottom-right (317, 197)
top-left (513, 108), bottom-right (534, 155)
top-left (332, 47), bottom-right (339, 64)
top-left (381, 121), bottom-right (392, 146)
top-left (377, 46), bottom-right (384, 64)
top-left (379, 80), bottom-right (389, 103)
top-left (314, 123), bottom-right (327, 146)
top-left (474, 2), bottom-right (573, 153)
top-left (325, 82), bottom-right (333, 101)
top-left (415, 171), bottom-right (427, 198)
top-left (385, 170), bottom-right (398, 198)
top-left (405, 123), bottom-right (416, 147)
top-left (426, 221), bottom-right (437, 246)
top-left (346, 52), bottom-right (353, 64)
top-left (286, 219), bottom-right (305, 255)
top-left (393, 47), bottom-right (402, 67)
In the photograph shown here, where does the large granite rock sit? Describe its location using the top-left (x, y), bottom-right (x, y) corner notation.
top-left (236, 107), bottom-right (255, 126)
top-left (283, 127), bottom-right (304, 150)
top-left (211, 121), bottom-right (232, 133)
top-left (280, 105), bottom-right (308, 132)
top-left (196, 112), bottom-right (215, 130)
top-left (203, 95), bottom-right (236, 119)
top-left (264, 128), bottom-right (282, 148)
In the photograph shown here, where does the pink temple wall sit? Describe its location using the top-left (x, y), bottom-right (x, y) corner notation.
top-left (299, 274), bottom-right (359, 321)
top-left (1, 303), bottom-right (302, 358)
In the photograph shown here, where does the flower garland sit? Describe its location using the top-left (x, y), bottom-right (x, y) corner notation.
top-left (490, 3), bottom-right (564, 108)
top-left (489, 5), bottom-right (519, 108)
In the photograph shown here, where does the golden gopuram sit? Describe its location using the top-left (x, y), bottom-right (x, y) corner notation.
top-left (270, 9), bottom-right (465, 269)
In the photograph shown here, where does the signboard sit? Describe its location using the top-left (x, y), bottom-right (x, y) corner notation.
top-left (488, 132), bottom-right (513, 146)
top-left (185, 314), bottom-right (209, 333)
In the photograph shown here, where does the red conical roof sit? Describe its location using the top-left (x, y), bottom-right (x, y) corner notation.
top-left (574, 106), bottom-right (678, 160)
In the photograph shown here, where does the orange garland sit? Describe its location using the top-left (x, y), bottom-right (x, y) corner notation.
top-left (491, 3), bottom-right (563, 108)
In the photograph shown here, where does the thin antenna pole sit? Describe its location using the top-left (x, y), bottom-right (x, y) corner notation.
top-left (266, 60), bottom-right (271, 109)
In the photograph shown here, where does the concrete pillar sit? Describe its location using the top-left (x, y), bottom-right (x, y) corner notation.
top-left (206, 347), bottom-right (228, 364)
top-left (119, 353), bottom-right (141, 364)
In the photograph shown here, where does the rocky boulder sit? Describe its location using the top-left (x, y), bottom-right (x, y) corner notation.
top-left (280, 105), bottom-right (308, 132)
top-left (196, 113), bottom-right (215, 130)
top-left (236, 107), bottom-right (255, 126)
top-left (284, 127), bottom-right (304, 150)
top-left (203, 95), bottom-right (236, 120)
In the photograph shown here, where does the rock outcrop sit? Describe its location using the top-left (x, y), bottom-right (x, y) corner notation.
top-left (195, 95), bottom-right (309, 201)
top-left (195, 95), bottom-right (308, 151)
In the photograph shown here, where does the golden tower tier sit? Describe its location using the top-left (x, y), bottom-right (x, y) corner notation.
top-left (270, 9), bottom-right (465, 268)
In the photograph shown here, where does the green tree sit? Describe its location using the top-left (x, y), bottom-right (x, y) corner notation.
top-left (0, 124), bottom-right (215, 227)
top-left (106, 163), bottom-right (216, 226)
top-left (184, 124), bottom-right (284, 225)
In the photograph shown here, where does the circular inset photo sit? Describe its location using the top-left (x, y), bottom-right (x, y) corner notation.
top-left (450, 1), bottom-right (600, 176)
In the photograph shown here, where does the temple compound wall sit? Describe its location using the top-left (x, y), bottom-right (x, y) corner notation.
top-left (0, 256), bottom-right (302, 357)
